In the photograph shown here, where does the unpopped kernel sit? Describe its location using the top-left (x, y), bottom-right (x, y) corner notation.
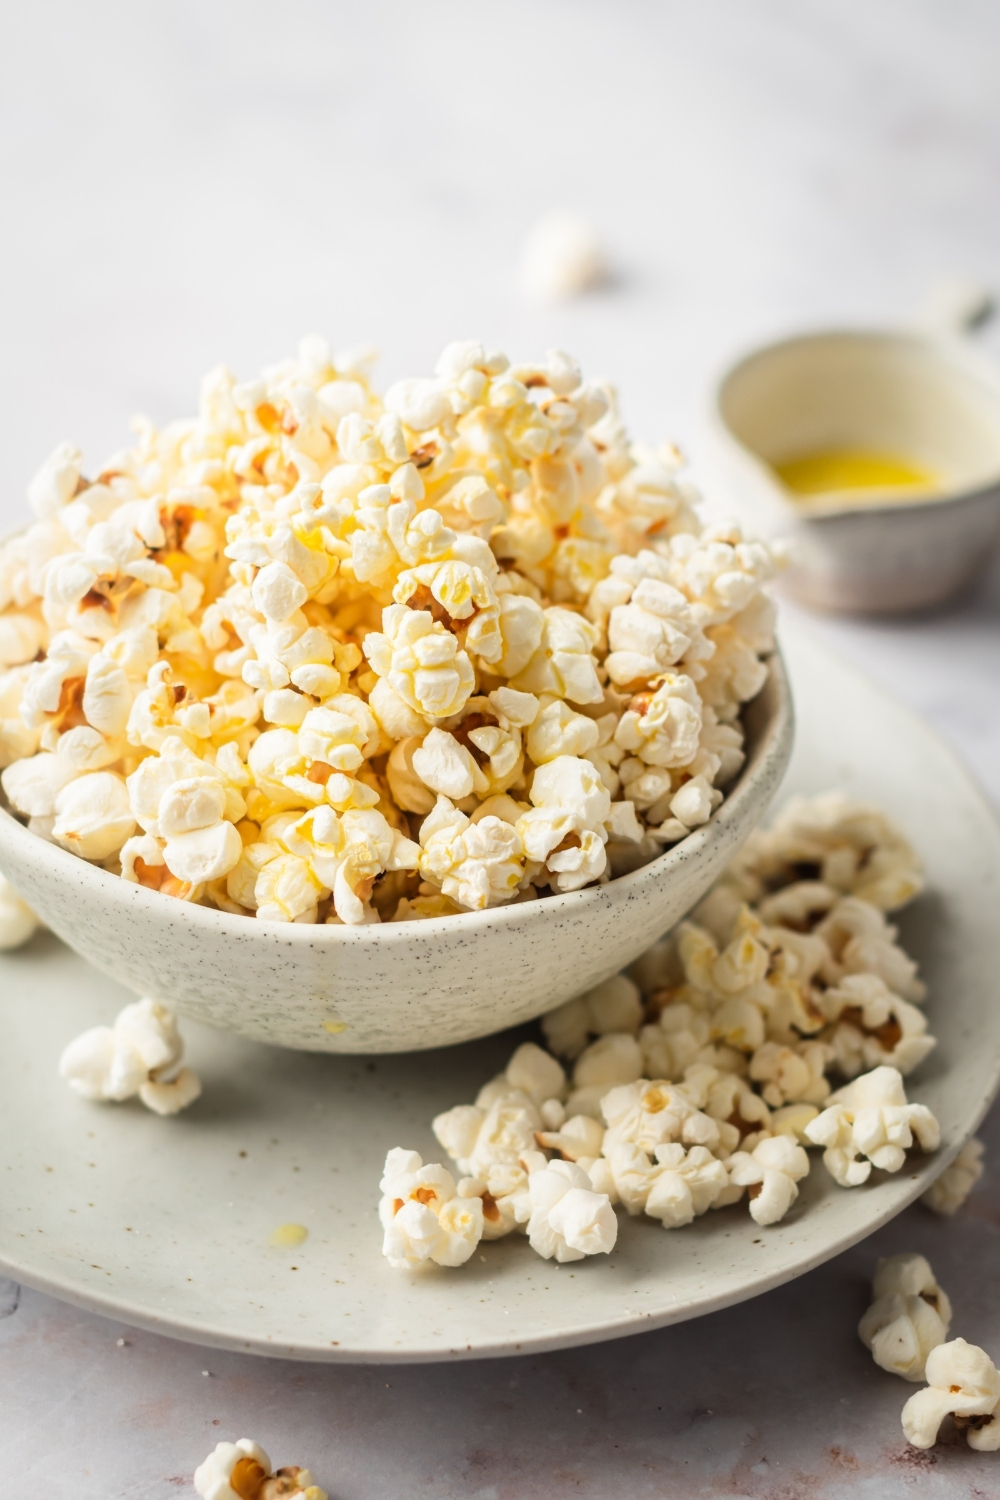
top-left (0, 340), bottom-right (778, 925)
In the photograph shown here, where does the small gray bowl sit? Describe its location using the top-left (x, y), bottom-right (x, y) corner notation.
top-left (709, 328), bottom-right (1000, 613)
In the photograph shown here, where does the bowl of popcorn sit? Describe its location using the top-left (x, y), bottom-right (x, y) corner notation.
top-left (0, 338), bottom-right (791, 1052)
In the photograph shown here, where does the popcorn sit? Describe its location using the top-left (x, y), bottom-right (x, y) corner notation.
top-left (601, 1079), bottom-right (722, 1155)
top-left (748, 1040), bottom-right (831, 1108)
top-left (194, 1438), bottom-right (327, 1500)
top-left (0, 339), bottom-right (780, 922)
top-left (384, 788), bottom-right (942, 1270)
top-left (588, 554), bottom-right (710, 689)
top-left (519, 211), bottom-right (610, 303)
top-left (51, 770), bottom-right (136, 861)
top-left (858, 1253), bottom-right (951, 1381)
top-left (726, 1135), bottom-right (810, 1226)
top-left (516, 755), bottom-right (611, 893)
top-left (923, 1138), bottom-right (985, 1216)
top-left (379, 1149), bottom-right (484, 1268)
top-left (643, 1143), bottom-right (730, 1227)
top-left (901, 1339), bottom-right (1000, 1451)
top-left (58, 998), bottom-right (202, 1115)
top-left (0, 871), bottom-right (40, 949)
top-left (522, 1158), bottom-right (618, 1261)
top-left (364, 605), bottom-right (475, 721)
top-left (417, 797), bottom-right (524, 910)
top-left (613, 674), bottom-right (703, 767)
top-left (815, 899), bottom-right (925, 1003)
top-left (805, 1066), bottom-right (940, 1187)
top-left (820, 972), bottom-right (935, 1078)
top-left (572, 1033), bottom-right (644, 1092)
top-left (542, 974), bottom-right (643, 1059)
top-left (758, 792), bottom-right (923, 912)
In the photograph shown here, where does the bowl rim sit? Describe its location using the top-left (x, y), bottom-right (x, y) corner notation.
top-left (0, 651), bottom-right (793, 946)
top-left (710, 323), bottom-right (1000, 521)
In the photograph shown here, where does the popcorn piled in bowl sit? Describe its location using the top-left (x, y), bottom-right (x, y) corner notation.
top-left (379, 793), bottom-right (943, 1268)
top-left (0, 338), bottom-right (778, 925)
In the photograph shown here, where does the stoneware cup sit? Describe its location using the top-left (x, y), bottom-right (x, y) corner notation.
top-left (708, 328), bottom-right (1000, 612)
top-left (0, 656), bottom-right (792, 1054)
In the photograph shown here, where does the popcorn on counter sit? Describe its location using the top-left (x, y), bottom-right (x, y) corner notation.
top-left (380, 792), bottom-right (942, 1271)
top-left (858, 1253), bottom-right (951, 1381)
top-left (194, 1439), bottom-right (327, 1500)
top-left (0, 870), bottom-right (40, 948)
top-left (902, 1339), bottom-right (1000, 1451)
top-left (0, 339), bottom-right (780, 924)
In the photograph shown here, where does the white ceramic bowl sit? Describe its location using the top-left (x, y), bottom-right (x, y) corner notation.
top-left (0, 657), bottom-right (792, 1054)
top-left (708, 328), bottom-right (1000, 612)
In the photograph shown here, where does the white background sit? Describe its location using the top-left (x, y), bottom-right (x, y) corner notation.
top-left (1, 3), bottom-right (999, 1494)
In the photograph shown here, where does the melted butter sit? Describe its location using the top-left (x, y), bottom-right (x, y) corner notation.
top-left (269, 1222), bottom-right (309, 1248)
top-left (775, 448), bottom-right (939, 505)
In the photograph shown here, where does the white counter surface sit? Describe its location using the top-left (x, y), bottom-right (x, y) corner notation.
top-left (2, 3), bottom-right (999, 1494)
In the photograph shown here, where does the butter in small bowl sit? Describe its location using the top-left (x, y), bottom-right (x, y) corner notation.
top-left (774, 448), bottom-right (940, 509)
top-left (708, 329), bottom-right (1000, 612)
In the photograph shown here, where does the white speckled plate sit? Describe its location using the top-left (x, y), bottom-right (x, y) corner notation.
top-left (1, 630), bottom-right (998, 1363)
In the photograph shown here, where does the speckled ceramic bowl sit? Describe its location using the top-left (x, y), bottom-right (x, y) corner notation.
top-left (0, 654), bottom-right (792, 1053)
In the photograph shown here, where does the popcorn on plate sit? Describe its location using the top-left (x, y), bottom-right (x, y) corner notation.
top-left (922, 1137), bottom-right (985, 1216)
top-left (194, 1439), bottom-right (326, 1499)
top-left (379, 792), bottom-right (942, 1271)
top-left (59, 997), bottom-right (201, 1115)
top-left (0, 338), bottom-right (780, 925)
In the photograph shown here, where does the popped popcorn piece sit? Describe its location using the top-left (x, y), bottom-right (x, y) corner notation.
top-left (542, 973), bottom-right (643, 1059)
top-left (523, 1158), bottom-right (618, 1261)
top-left (516, 754), bottom-right (611, 893)
top-left (805, 1066), bottom-right (940, 1187)
top-left (748, 1040), bottom-right (831, 1108)
top-left (815, 898), bottom-right (926, 1003)
top-left (643, 1143), bottom-right (730, 1227)
top-left (601, 1078), bottom-right (723, 1155)
top-left (519, 211), bottom-right (610, 303)
top-left (379, 1149), bottom-right (484, 1268)
top-left (756, 792), bottom-right (923, 912)
top-left (901, 1339), bottom-right (1000, 1451)
top-left (573, 1033), bottom-right (645, 1094)
top-left (194, 1438), bottom-right (327, 1500)
top-left (0, 871), bottom-right (41, 949)
top-left (726, 1135), bottom-right (810, 1226)
top-left (821, 972), bottom-right (935, 1078)
top-left (364, 605), bottom-right (475, 721)
top-left (923, 1138), bottom-right (985, 1216)
top-left (537, 1113), bottom-right (606, 1162)
top-left (639, 1003), bottom-right (714, 1081)
top-left (417, 796), bottom-right (524, 910)
top-left (858, 1252), bottom-right (952, 1381)
top-left (58, 997), bottom-right (201, 1115)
